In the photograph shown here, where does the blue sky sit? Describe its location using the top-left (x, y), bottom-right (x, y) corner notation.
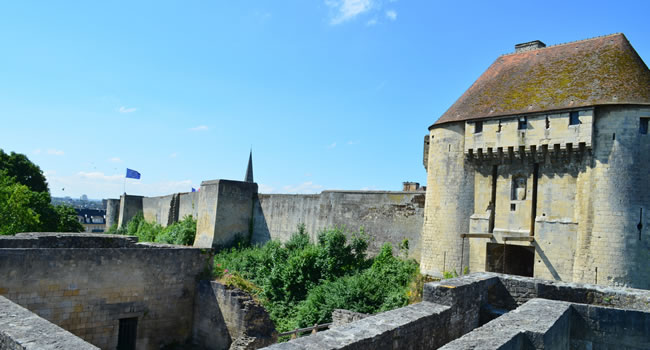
top-left (1, 0), bottom-right (648, 199)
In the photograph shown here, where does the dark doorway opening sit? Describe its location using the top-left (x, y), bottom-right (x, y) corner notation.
top-left (486, 243), bottom-right (534, 277)
top-left (117, 317), bottom-right (138, 350)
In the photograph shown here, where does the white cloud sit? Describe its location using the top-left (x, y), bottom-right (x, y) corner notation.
top-left (282, 181), bottom-right (323, 194)
top-left (169, 152), bottom-right (178, 158)
top-left (366, 18), bottom-right (377, 26)
top-left (119, 106), bottom-right (137, 113)
top-left (327, 142), bottom-right (337, 149)
top-left (190, 125), bottom-right (209, 131)
top-left (327, 0), bottom-right (374, 25)
top-left (32, 149), bottom-right (42, 155)
top-left (385, 9), bottom-right (397, 20)
top-left (46, 171), bottom-right (196, 198)
top-left (47, 149), bottom-right (64, 156)
top-left (109, 157), bottom-right (122, 163)
top-left (347, 140), bottom-right (360, 145)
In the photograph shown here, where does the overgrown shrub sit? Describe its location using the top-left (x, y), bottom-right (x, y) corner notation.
top-left (213, 226), bottom-right (422, 334)
top-left (105, 213), bottom-right (197, 246)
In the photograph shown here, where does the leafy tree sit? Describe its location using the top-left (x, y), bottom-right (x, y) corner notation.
top-left (53, 205), bottom-right (84, 232)
top-left (0, 174), bottom-right (42, 235)
top-left (0, 150), bottom-right (82, 235)
top-left (0, 150), bottom-right (49, 193)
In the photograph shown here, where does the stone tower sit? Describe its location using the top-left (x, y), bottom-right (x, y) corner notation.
top-left (244, 150), bottom-right (254, 183)
top-left (421, 33), bottom-right (650, 288)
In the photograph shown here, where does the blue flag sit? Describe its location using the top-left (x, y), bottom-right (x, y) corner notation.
top-left (126, 168), bottom-right (141, 179)
top-left (191, 187), bottom-right (196, 192)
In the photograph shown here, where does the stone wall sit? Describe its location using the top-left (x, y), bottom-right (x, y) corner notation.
top-left (253, 190), bottom-right (424, 259)
top-left (142, 192), bottom-right (198, 227)
top-left (143, 194), bottom-right (175, 226)
top-left (264, 273), bottom-right (650, 350)
top-left (423, 105), bottom-right (650, 289)
top-left (0, 295), bottom-right (98, 350)
top-left (105, 198), bottom-right (120, 230)
top-left (193, 281), bottom-right (276, 350)
top-left (0, 233), bottom-right (212, 350)
top-left (117, 194), bottom-right (143, 228)
top-left (420, 122), bottom-right (474, 276)
top-left (194, 180), bottom-right (258, 249)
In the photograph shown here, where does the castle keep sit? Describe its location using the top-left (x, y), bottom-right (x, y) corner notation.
top-left (420, 33), bottom-right (650, 288)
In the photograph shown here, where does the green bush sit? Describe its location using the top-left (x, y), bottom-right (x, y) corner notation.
top-left (106, 213), bottom-right (197, 246)
top-left (213, 226), bottom-right (421, 333)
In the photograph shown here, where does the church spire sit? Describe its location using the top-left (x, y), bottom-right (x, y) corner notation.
top-left (244, 149), bottom-right (254, 183)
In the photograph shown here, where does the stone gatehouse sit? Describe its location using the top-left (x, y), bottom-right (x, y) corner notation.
top-left (420, 33), bottom-right (650, 288)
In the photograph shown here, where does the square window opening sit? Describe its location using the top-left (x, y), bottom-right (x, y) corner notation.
top-left (569, 111), bottom-right (581, 125)
top-left (474, 121), bottom-right (483, 134)
top-left (518, 117), bottom-right (527, 130)
top-left (510, 203), bottom-right (516, 211)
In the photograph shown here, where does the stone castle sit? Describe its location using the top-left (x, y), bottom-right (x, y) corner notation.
top-left (420, 33), bottom-right (650, 288)
top-left (2, 33), bottom-right (650, 350)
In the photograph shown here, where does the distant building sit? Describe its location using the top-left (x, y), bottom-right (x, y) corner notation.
top-left (76, 209), bottom-right (106, 233)
top-left (402, 182), bottom-right (425, 192)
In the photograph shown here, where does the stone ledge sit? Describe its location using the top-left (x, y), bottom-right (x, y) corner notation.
top-left (0, 296), bottom-right (98, 350)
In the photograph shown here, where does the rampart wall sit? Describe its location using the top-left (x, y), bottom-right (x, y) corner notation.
top-left (253, 191), bottom-right (425, 259)
top-left (118, 184), bottom-right (425, 259)
top-left (0, 233), bottom-right (211, 350)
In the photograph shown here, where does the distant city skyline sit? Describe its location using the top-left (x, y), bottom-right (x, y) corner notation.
top-left (1, 0), bottom-right (648, 199)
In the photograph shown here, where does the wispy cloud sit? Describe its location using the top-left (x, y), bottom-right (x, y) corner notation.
top-left (385, 9), bottom-right (397, 20)
top-left (109, 157), bottom-right (122, 163)
top-left (326, 0), bottom-right (374, 25)
top-left (327, 142), bottom-right (337, 149)
top-left (169, 152), bottom-right (178, 158)
top-left (47, 149), bottom-right (64, 156)
top-left (46, 171), bottom-right (195, 198)
top-left (119, 106), bottom-right (137, 113)
top-left (189, 125), bottom-right (209, 131)
top-left (366, 18), bottom-right (378, 26)
top-left (347, 140), bottom-right (360, 145)
top-left (282, 181), bottom-right (323, 194)
top-left (32, 149), bottom-right (42, 155)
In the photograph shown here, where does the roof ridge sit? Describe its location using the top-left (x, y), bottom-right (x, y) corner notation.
top-left (498, 33), bottom-right (624, 57)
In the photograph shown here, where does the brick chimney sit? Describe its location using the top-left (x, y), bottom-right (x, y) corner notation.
top-left (515, 40), bottom-right (546, 53)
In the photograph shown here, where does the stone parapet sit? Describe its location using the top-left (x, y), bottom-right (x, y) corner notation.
top-left (0, 295), bottom-right (98, 350)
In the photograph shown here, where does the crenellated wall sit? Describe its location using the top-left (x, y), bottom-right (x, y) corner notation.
top-left (423, 105), bottom-right (650, 289)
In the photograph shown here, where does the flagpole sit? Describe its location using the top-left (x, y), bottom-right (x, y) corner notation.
top-left (124, 176), bottom-right (126, 194)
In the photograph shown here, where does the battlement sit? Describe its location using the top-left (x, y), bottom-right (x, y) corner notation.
top-left (463, 109), bottom-right (593, 161)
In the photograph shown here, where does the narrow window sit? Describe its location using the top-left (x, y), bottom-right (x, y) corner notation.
top-left (569, 111), bottom-right (581, 125)
top-left (510, 203), bottom-right (516, 211)
top-left (518, 117), bottom-right (527, 130)
top-left (640, 118), bottom-right (649, 135)
top-left (117, 317), bottom-right (138, 350)
top-left (545, 116), bottom-right (550, 129)
top-left (497, 120), bottom-right (502, 133)
top-left (474, 121), bottom-right (483, 134)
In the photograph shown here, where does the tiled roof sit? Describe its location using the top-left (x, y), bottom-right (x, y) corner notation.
top-left (432, 33), bottom-right (650, 127)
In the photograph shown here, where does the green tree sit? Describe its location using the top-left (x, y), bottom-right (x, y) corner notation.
top-left (0, 150), bottom-right (49, 193)
top-left (0, 150), bottom-right (83, 235)
top-left (0, 174), bottom-right (42, 235)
